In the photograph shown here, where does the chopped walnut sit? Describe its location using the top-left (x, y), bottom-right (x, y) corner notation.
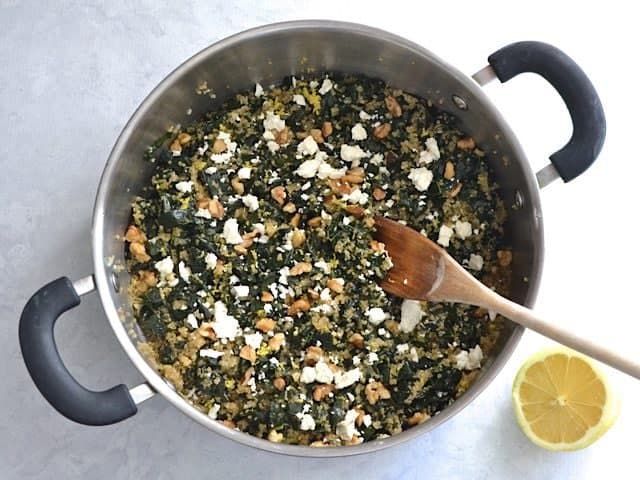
top-left (373, 123), bottom-right (391, 139)
top-left (365, 381), bottom-right (391, 405)
top-left (457, 137), bottom-right (476, 151)
top-left (348, 333), bottom-right (365, 349)
top-left (212, 138), bottom-right (227, 153)
top-left (321, 121), bottom-right (333, 137)
top-left (240, 345), bottom-right (256, 364)
top-left (407, 411), bottom-right (430, 426)
top-left (385, 96), bottom-right (402, 117)
top-left (125, 225), bottom-right (146, 243)
top-left (305, 346), bottom-right (324, 366)
top-left (288, 298), bottom-right (311, 315)
top-left (129, 242), bottom-right (150, 263)
top-left (372, 188), bottom-right (386, 201)
top-left (444, 161), bottom-right (455, 180)
top-left (497, 250), bottom-right (513, 267)
top-left (273, 377), bottom-right (286, 391)
top-left (313, 383), bottom-right (335, 401)
top-left (261, 291), bottom-right (274, 302)
top-left (310, 128), bottom-right (324, 143)
top-left (268, 429), bottom-right (284, 442)
top-left (327, 278), bottom-right (344, 293)
top-left (271, 186), bottom-right (287, 205)
top-left (291, 229), bottom-right (306, 248)
top-left (290, 262), bottom-right (312, 276)
top-left (256, 317), bottom-right (276, 333)
top-left (268, 333), bottom-right (285, 351)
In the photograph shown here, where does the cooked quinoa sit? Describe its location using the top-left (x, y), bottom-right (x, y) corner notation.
top-left (125, 74), bottom-right (512, 446)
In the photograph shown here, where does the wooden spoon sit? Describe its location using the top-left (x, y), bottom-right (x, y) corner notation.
top-left (374, 215), bottom-right (640, 379)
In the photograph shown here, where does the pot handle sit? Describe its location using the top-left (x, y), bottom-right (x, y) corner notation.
top-left (19, 276), bottom-right (138, 425)
top-left (481, 41), bottom-right (606, 187)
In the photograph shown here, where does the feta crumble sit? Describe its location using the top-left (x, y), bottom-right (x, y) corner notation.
top-left (238, 167), bottom-right (252, 179)
top-left (242, 194), bottom-right (259, 212)
top-left (254, 83), bottom-right (264, 97)
top-left (336, 409), bottom-right (360, 440)
top-left (244, 332), bottom-right (263, 349)
top-left (298, 135), bottom-right (319, 156)
top-left (366, 307), bottom-right (386, 325)
top-left (154, 256), bottom-right (174, 277)
top-left (455, 220), bottom-right (472, 240)
top-left (318, 78), bottom-right (333, 95)
top-left (178, 261), bottom-right (191, 283)
top-left (232, 285), bottom-right (250, 298)
top-left (175, 181), bottom-right (193, 193)
top-left (334, 368), bottom-right (361, 389)
top-left (437, 224), bottom-right (454, 247)
top-left (300, 366), bottom-right (317, 384)
top-left (455, 345), bottom-right (483, 370)
top-left (204, 252), bottom-right (218, 270)
top-left (292, 94), bottom-right (306, 106)
top-left (400, 299), bottom-right (422, 333)
top-left (222, 218), bottom-right (243, 244)
top-left (468, 254), bottom-right (484, 271)
top-left (208, 403), bottom-right (221, 419)
top-left (263, 111), bottom-right (286, 132)
top-left (186, 313), bottom-right (198, 329)
top-left (195, 208), bottom-right (211, 219)
top-left (200, 349), bottom-right (224, 359)
top-left (340, 144), bottom-right (368, 167)
top-left (212, 301), bottom-right (240, 339)
top-left (351, 123), bottom-right (367, 141)
top-left (299, 413), bottom-right (316, 431)
top-left (408, 167), bottom-right (433, 192)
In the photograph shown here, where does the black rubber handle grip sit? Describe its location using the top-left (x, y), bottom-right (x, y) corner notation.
top-left (488, 41), bottom-right (606, 182)
top-left (19, 277), bottom-right (137, 426)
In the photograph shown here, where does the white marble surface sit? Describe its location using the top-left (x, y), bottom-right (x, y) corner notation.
top-left (2, 1), bottom-right (638, 478)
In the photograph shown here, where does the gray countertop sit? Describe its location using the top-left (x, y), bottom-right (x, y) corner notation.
top-left (2, 1), bottom-right (639, 479)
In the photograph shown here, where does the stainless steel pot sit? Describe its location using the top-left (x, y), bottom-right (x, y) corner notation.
top-left (19, 20), bottom-right (605, 457)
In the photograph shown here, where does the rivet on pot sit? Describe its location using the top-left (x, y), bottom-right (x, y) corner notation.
top-left (111, 271), bottom-right (120, 293)
top-left (452, 95), bottom-right (468, 110)
top-left (514, 190), bottom-right (524, 209)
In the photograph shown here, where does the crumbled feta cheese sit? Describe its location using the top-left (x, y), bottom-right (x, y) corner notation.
top-left (334, 368), bottom-right (361, 389)
top-left (178, 261), bottom-right (191, 283)
top-left (299, 413), bottom-right (316, 431)
top-left (314, 260), bottom-right (330, 273)
top-left (244, 332), bottom-right (263, 349)
top-left (418, 137), bottom-right (441, 165)
top-left (155, 256), bottom-right (174, 277)
top-left (232, 285), bottom-right (250, 298)
top-left (336, 409), bottom-right (359, 440)
top-left (255, 82), bottom-right (264, 97)
top-left (204, 252), bottom-right (218, 270)
top-left (367, 352), bottom-right (379, 363)
top-left (212, 301), bottom-right (240, 339)
top-left (297, 135), bottom-right (319, 156)
top-left (292, 94), bottom-right (306, 106)
top-left (396, 343), bottom-right (409, 354)
top-left (409, 347), bottom-right (419, 362)
top-left (200, 349), bottom-right (224, 359)
top-left (359, 110), bottom-right (372, 121)
top-left (408, 167), bottom-right (433, 192)
top-left (317, 161), bottom-right (347, 179)
top-left (238, 167), bottom-right (251, 179)
top-left (222, 218), bottom-right (243, 244)
top-left (309, 80), bottom-right (319, 89)
top-left (278, 266), bottom-right (290, 285)
top-left (352, 355), bottom-right (361, 366)
top-left (195, 208), bottom-right (211, 219)
top-left (294, 157), bottom-right (323, 178)
top-left (340, 144), bottom-right (367, 166)
top-left (242, 194), bottom-right (259, 212)
top-left (370, 153), bottom-right (384, 165)
top-left (175, 181), bottom-right (193, 193)
top-left (314, 361), bottom-right (334, 384)
top-left (319, 288), bottom-right (332, 302)
top-left (456, 345), bottom-right (483, 370)
top-left (267, 140), bottom-right (280, 153)
top-left (263, 130), bottom-right (275, 141)
top-left (351, 123), bottom-right (367, 141)
top-left (455, 220), bottom-right (472, 240)
top-left (300, 366), bottom-right (317, 384)
top-left (342, 188), bottom-right (369, 205)
top-left (400, 299), bottom-right (422, 333)
top-left (362, 414), bottom-right (372, 427)
top-left (263, 111), bottom-right (285, 132)
top-left (343, 217), bottom-right (351, 225)
top-left (468, 254), bottom-right (484, 271)
top-left (186, 313), bottom-right (198, 329)
top-left (365, 307), bottom-right (386, 325)
top-left (318, 78), bottom-right (333, 95)
top-left (437, 224), bottom-right (454, 247)
top-left (208, 403), bottom-right (221, 419)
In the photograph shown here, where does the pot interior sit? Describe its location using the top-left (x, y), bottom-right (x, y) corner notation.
top-left (93, 21), bottom-right (543, 456)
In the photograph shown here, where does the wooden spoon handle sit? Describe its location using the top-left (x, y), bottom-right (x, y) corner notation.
top-left (488, 295), bottom-right (640, 379)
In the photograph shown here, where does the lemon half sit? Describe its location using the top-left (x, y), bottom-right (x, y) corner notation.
top-left (512, 347), bottom-right (620, 451)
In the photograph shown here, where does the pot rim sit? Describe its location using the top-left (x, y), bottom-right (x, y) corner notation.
top-left (92, 19), bottom-right (542, 457)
